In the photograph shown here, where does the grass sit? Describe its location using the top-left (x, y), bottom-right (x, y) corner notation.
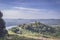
top-left (6, 31), bottom-right (39, 40)
top-left (7, 30), bottom-right (60, 40)
top-left (7, 23), bottom-right (60, 40)
top-left (8, 30), bottom-right (40, 39)
top-left (6, 34), bottom-right (60, 40)
top-left (7, 34), bottom-right (39, 40)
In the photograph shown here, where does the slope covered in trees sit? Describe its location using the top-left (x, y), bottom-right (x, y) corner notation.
top-left (9, 21), bottom-right (60, 38)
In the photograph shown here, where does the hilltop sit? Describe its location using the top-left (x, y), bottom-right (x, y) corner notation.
top-left (7, 21), bottom-right (60, 40)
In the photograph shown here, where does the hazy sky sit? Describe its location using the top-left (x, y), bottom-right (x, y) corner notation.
top-left (0, 0), bottom-right (60, 19)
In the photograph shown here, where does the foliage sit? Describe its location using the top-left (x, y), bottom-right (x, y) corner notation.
top-left (9, 21), bottom-right (60, 38)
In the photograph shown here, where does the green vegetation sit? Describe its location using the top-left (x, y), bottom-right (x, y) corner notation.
top-left (7, 21), bottom-right (60, 40)
top-left (6, 34), bottom-right (39, 40)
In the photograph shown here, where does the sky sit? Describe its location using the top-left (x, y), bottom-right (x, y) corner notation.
top-left (0, 0), bottom-right (60, 19)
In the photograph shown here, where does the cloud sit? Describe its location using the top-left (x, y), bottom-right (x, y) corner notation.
top-left (0, 0), bottom-right (60, 10)
top-left (2, 7), bottom-right (60, 19)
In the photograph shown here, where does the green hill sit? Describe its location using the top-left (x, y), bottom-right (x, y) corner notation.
top-left (8, 21), bottom-right (60, 40)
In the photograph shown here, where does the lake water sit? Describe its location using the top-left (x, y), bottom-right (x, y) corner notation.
top-left (4, 19), bottom-right (60, 29)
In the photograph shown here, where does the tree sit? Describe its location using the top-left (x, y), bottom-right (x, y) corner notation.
top-left (0, 11), bottom-right (8, 37)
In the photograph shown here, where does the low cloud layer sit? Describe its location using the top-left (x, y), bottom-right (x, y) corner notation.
top-left (2, 7), bottom-right (60, 19)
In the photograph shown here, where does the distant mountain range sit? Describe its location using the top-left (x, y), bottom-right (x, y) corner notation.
top-left (4, 19), bottom-right (60, 27)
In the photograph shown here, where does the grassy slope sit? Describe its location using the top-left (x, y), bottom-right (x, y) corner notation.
top-left (7, 22), bottom-right (60, 40)
top-left (7, 34), bottom-right (39, 40)
top-left (8, 30), bottom-right (39, 40)
top-left (7, 31), bottom-right (60, 40)
top-left (8, 28), bottom-right (39, 39)
top-left (8, 28), bottom-right (60, 40)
